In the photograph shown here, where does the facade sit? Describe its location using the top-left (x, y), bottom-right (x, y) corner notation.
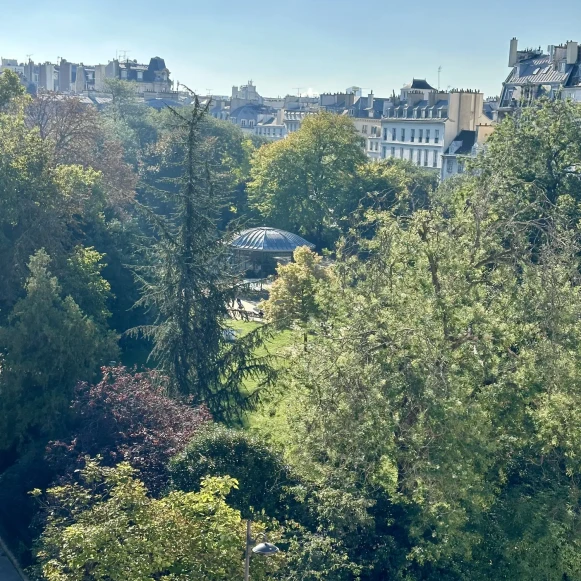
top-left (380, 80), bottom-right (484, 171)
top-left (499, 38), bottom-right (581, 117)
top-left (350, 91), bottom-right (387, 160)
top-left (256, 109), bottom-right (287, 140)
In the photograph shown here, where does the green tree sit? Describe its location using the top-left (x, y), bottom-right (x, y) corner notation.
top-left (261, 246), bottom-right (329, 349)
top-left (0, 69), bottom-right (25, 109)
top-left (247, 112), bottom-right (365, 246)
top-left (33, 459), bottom-right (281, 581)
top-left (134, 99), bottom-right (273, 421)
top-left (0, 250), bottom-right (117, 450)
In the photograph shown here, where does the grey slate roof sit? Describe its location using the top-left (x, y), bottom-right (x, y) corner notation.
top-left (230, 227), bottom-right (315, 253)
top-left (506, 55), bottom-right (571, 85)
top-left (403, 79), bottom-right (435, 90)
top-left (444, 130), bottom-right (476, 155)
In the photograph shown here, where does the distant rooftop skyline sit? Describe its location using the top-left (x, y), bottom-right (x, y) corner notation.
top-left (3, 0), bottom-right (581, 99)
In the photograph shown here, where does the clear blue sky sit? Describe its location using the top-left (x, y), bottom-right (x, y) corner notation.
top-left (2, 0), bottom-right (581, 99)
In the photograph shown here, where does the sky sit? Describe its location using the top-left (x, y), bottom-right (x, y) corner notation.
top-left (2, 0), bottom-right (581, 99)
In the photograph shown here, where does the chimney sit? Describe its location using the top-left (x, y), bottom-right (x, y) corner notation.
top-left (276, 108), bottom-right (284, 125)
top-left (509, 37), bottom-right (518, 67)
top-left (368, 91), bottom-right (374, 115)
top-left (567, 41), bottom-right (578, 65)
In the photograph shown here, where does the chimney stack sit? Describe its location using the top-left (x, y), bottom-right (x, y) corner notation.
top-left (509, 37), bottom-right (518, 67)
top-left (567, 41), bottom-right (578, 65)
top-left (368, 91), bottom-right (374, 115)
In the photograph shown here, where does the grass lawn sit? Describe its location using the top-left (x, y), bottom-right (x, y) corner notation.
top-left (227, 319), bottom-right (299, 444)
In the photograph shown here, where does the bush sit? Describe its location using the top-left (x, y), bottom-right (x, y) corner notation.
top-left (170, 425), bottom-right (301, 519)
top-left (46, 366), bottom-right (211, 494)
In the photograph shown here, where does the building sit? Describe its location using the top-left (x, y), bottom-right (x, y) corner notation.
top-left (380, 80), bottom-right (485, 171)
top-left (256, 109), bottom-right (287, 140)
top-left (349, 91), bottom-right (388, 160)
top-left (441, 98), bottom-right (497, 179)
top-left (499, 38), bottom-right (581, 117)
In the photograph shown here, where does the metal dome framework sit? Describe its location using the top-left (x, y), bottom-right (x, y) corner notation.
top-left (229, 227), bottom-right (315, 275)
top-left (230, 227), bottom-right (315, 253)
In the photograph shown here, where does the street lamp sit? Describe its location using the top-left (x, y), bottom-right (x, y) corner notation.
top-left (244, 519), bottom-right (280, 581)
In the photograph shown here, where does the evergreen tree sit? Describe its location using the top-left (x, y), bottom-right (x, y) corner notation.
top-left (134, 98), bottom-right (273, 422)
top-left (0, 250), bottom-right (117, 450)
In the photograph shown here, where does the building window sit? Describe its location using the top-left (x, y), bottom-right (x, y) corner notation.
top-left (458, 161), bottom-right (464, 174)
top-left (447, 158), bottom-right (454, 173)
top-left (424, 149), bottom-right (428, 166)
top-left (416, 149), bottom-right (421, 165)
top-left (426, 129), bottom-right (430, 143)
top-left (391, 146), bottom-right (395, 157)
top-left (362, 125), bottom-right (368, 133)
top-left (392, 128), bottom-right (396, 141)
top-left (137, 71), bottom-right (143, 80)
top-left (371, 126), bottom-right (377, 136)
top-left (401, 129), bottom-right (405, 141)
top-left (409, 149), bottom-right (413, 161)
top-left (383, 128), bottom-right (388, 140)
top-left (400, 147), bottom-right (404, 158)
top-left (433, 151), bottom-right (438, 167)
top-left (241, 119), bottom-right (247, 127)
top-left (411, 129), bottom-right (415, 142)
top-left (249, 120), bottom-right (255, 128)
top-left (382, 146), bottom-right (387, 158)
top-left (419, 129), bottom-right (423, 143)
top-left (375, 142), bottom-right (379, 151)
top-left (369, 139), bottom-right (373, 150)
top-left (435, 130), bottom-right (439, 144)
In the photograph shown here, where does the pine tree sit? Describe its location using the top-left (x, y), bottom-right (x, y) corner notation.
top-left (134, 98), bottom-right (273, 422)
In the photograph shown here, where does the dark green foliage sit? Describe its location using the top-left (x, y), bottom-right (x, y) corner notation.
top-left (170, 425), bottom-right (298, 519)
top-left (0, 250), bottom-right (118, 451)
top-left (133, 99), bottom-right (274, 422)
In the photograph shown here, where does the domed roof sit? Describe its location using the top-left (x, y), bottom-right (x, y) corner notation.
top-left (230, 227), bottom-right (315, 253)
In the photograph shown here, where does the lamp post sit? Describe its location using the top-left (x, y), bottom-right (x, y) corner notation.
top-left (244, 519), bottom-right (279, 581)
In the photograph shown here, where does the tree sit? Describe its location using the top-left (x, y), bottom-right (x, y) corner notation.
top-left (247, 112), bottom-right (365, 246)
top-left (33, 460), bottom-right (282, 581)
top-left (47, 366), bottom-right (211, 494)
top-left (169, 424), bottom-right (300, 520)
top-left (0, 250), bottom-right (118, 450)
top-left (0, 70), bottom-right (25, 109)
top-left (261, 246), bottom-right (329, 349)
top-left (134, 98), bottom-right (274, 422)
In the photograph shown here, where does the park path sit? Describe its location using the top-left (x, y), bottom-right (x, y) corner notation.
top-left (0, 540), bottom-right (25, 581)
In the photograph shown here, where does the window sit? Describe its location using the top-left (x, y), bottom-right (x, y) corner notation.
top-left (383, 128), bottom-right (388, 140)
top-left (241, 119), bottom-right (247, 127)
top-left (392, 128), bottom-right (396, 140)
top-left (458, 161), bottom-right (464, 174)
top-left (382, 146), bottom-right (387, 158)
top-left (371, 126), bottom-right (377, 136)
top-left (411, 129), bottom-right (415, 142)
top-left (137, 71), bottom-right (143, 80)
top-left (401, 128), bottom-right (405, 141)
top-left (433, 151), bottom-right (438, 168)
top-left (391, 146), bottom-right (395, 157)
top-left (426, 129), bottom-right (430, 143)
top-left (400, 147), bottom-right (404, 158)
top-left (249, 120), bottom-right (255, 128)
top-left (447, 158), bottom-right (454, 173)
top-left (419, 129), bottom-right (423, 143)
top-left (424, 149), bottom-right (428, 166)
top-left (435, 130), bottom-right (439, 144)
top-left (416, 149), bottom-right (421, 166)
top-left (409, 149), bottom-right (413, 161)
top-left (369, 139), bottom-right (373, 150)
top-left (362, 125), bottom-right (368, 133)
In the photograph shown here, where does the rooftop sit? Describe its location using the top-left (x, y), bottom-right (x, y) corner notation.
top-left (230, 227), bottom-right (315, 253)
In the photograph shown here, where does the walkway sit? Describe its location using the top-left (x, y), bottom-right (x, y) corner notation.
top-left (0, 543), bottom-right (24, 581)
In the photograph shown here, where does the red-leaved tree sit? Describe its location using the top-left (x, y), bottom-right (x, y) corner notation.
top-left (46, 366), bottom-right (211, 494)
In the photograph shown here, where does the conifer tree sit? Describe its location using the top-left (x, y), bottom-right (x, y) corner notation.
top-left (134, 98), bottom-right (273, 422)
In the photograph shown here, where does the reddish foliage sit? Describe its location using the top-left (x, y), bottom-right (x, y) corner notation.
top-left (46, 366), bottom-right (211, 493)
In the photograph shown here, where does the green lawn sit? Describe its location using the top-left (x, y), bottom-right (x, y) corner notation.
top-left (227, 319), bottom-right (298, 443)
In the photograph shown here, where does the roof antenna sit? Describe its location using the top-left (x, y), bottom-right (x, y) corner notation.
top-left (438, 66), bottom-right (442, 91)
